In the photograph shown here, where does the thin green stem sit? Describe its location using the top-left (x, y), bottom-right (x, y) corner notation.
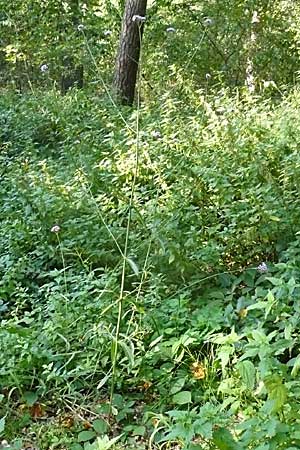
top-left (109, 22), bottom-right (144, 409)
top-left (56, 233), bottom-right (68, 309)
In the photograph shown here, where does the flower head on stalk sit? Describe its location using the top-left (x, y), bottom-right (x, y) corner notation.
top-left (51, 225), bottom-right (61, 234)
top-left (132, 15), bottom-right (146, 23)
top-left (40, 64), bottom-right (49, 73)
top-left (257, 262), bottom-right (268, 273)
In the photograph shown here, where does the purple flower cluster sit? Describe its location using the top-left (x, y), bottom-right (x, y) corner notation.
top-left (257, 262), bottom-right (268, 273)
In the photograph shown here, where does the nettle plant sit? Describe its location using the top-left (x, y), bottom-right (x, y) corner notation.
top-left (147, 254), bottom-right (300, 449)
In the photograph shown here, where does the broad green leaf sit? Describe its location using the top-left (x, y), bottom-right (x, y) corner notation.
top-left (172, 390), bottom-right (192, 404)
top-left (70, 445), bottom-right (83, 450)
top-left (264, 374), bottom-right (287, 412)
top-left (213, 427), bottom-right (241, 450)
top-left (132, 425), bottom-right (145, 436)
top-left (247, 301), bottom-right (269, 310)
top-left (218, 346), bottom-right (233, 371)
top-left (265, 418), bottom-right (279, 438)
top-left (92, 418), bottom-right (108, 434)
top-left (170, 377), bottom-right (186, 395)
top-left (236, 360), bottom-right (255, 390)
top-left (265, 277), bottom-right (282, 286)
top-left (78, 430), bottom-right (96, 442)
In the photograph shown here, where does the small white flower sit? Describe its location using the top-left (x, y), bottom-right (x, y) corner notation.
top-left (205, 73), bottom-right (211, 81)
top-left (203, 17), bottom-right (214, 27)
top-left (152, 130), bottom-right (162, 139)
top-left (77, 24), bottom-right (85, 31)
top-left (263, 80), bottom-right (276, 89)
top-left (103, 30), bottom-right (112, 36)
top-left (251, 11), bottom-right (260, 24)
top-left (51, 225), bottom-right (61, 233)
top-left (166, 27), bottom-right (176, 33)
top-left (40, 64), bottom-right (49, 73)
top-left (132, 15), bottom-right (146, 23)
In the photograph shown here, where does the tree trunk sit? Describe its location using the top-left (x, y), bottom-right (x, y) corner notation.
top-left (245, 10), bottom-right (260, 94)
top-left (114, 0), bottom-right (147, 105)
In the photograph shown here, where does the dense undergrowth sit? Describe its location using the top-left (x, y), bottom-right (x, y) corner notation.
top-left (1, 86), bottom-right (300, 449)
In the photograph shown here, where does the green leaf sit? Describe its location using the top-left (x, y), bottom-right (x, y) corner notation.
top-left (93, 435), bottom-right (123, 450)
top-left (119, 340), bottom-right (135, 367)
top-left (6, 325), bottom-right (31, 337)
top-left (0, 416), bottom-right (5, 435)
top-left (92, 418), bottom-right (108, 434)
top-left (265, 418), bottom-right (278, 438)
top-left (170, 377), bottom-right (186, 395)
top-left (269, 215), bottom-right (280, 222)
top-left (265, 277), bottom-right (282, 286)
top-left (126, 257), bottom-right (139, 276)
top-left (236, 360), bottom-right (255, 390)
top-left (264, 374), bottom-right (287, 412)
top-left (70, 445), bottom-right (83, 450)
top-left (149, 335), bottom-right (163, 348)
top-left (291, 354), bottom-right (300, 377)
top-left (132, 425), bottom-right (145, 436)
top-left (95, 404), bottom-right (111, 415)
top-left (218, 346), bottom-right (233, 371)
top-left (23, 391), bottom-right (38, 406)
top-left (172, 390), bottom-right (191, 404)
top-left (78, 430), bottom-right (96, 442)
top-left (213, 427), bottom-right (241, 450)
top-left (97, 372), bottom-right (111, 390)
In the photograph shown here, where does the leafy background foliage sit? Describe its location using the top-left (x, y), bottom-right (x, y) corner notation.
top-left (1, 0), bottom-right (300, 449)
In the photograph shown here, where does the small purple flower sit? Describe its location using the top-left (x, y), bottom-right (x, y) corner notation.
top-left (51, 225), bottom-right (61, 233)
top-left (257, 262), bottom-right (268, 273)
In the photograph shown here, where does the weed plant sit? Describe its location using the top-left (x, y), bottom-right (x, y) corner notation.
top-left (1, 84), bottom-right (300, 449)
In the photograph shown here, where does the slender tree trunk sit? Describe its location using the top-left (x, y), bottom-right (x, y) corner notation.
top-left (114, 0), bottom-right (147, 105)
top-left (245, 10), bottom-right (260, 94)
